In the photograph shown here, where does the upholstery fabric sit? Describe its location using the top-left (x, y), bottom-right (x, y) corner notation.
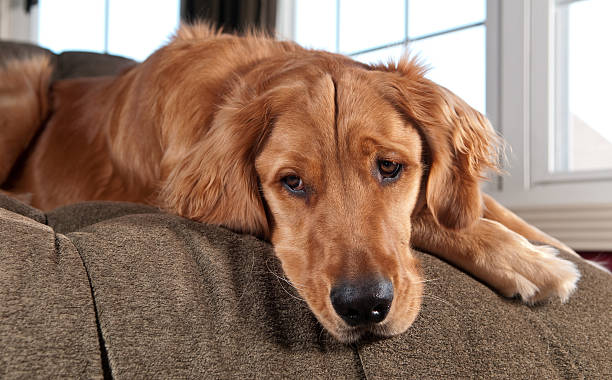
top-left (1, 193), bottom-right (611, 379)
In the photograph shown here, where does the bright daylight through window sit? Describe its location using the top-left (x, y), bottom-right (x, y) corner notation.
top-left (294, 0), bottom-right (486, 113)
top-left (553, 0), bottom-right (612, 173)
top-left (37, 0), bottom-right (180, 61)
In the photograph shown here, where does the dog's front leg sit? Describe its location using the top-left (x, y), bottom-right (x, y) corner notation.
top-left (411, 209), bottom-right (580, 303)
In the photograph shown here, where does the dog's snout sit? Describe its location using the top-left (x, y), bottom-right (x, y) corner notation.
top-left (330, 277), bottom-right (394, 327)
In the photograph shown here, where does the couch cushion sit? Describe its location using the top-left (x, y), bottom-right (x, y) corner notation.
top-left (46, 201), bottom-right (160, 234)
top-left (0, 193), bottom-right (46, 224)
top-left (1, 194), bottom-right (611, 378)
top-left (64, 203), bottom-right (612, 378)
top-left (70, 213), bottom-right (363, 378)
top-left (55, 51), bottom-right (136, 79)
top-left (0, 206), bottom-right (102, 378)
top-left (0, 41), bottom-right (54, 65)
top-left (0, 41), bottom-right (136, 81)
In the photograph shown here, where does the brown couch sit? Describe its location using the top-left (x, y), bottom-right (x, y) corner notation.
top-left (1, 42), bottom-right (611, 379)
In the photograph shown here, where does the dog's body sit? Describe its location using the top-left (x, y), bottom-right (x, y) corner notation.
top-left (0, 25), bottom-right (579, 342)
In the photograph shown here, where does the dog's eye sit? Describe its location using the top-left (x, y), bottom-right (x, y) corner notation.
top-left (281, 175), bottom-right (306, 194)
top-left (378, 159), bottom-right (402, 180)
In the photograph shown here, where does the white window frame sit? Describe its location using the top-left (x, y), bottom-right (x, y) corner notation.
top-left (487, 0), bottom-right (612, 250)
top-left (530, 0), bottom-right (612, 184)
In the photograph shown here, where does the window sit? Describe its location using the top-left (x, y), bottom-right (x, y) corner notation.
top-left (37, 0), bottom-right (180, 61)
top-left (553, 0), bottom-right (612, 173)
top-left (292, 0), bottom-right (486, 113)
top-left (491, 0), bottom-right (612, 250)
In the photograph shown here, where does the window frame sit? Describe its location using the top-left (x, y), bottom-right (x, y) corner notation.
top-left (529, 0), bottom-right (612, 185)
top-left (283, 0), bottom-right (487, 58)
top-left (489, 0), bottom-right (612, 209)
top-left (488, 0), bottom-right (612, 250)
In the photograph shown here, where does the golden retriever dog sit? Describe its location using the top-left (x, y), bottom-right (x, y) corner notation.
top-left (0, 24), bottom-right (580, 342)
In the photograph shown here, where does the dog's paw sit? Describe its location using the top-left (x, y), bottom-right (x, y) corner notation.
top-left (499, 244), bottom-right (580, 304)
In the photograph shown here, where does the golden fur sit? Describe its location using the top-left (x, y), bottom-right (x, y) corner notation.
top-left (0, 24), bottom-right (579, 342)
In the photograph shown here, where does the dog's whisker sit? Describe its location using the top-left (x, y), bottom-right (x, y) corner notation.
top-left (277, 283), bottom-right (307, 303)
top-left (411, 277), bottom-right (440, 284)
top-left (264, 260), bottom-right (308, 303)
top-left (279, 272), bottom-right (307, 289)
top-left (267, 267), bottom-right (305, 292)
top-left (419, 294), bottom-right (459, 312)
top-left (270, 269), bottom-right (307, 302)
top-left (230, 249), bottom-right (257, 313)
top-left (396, 270), bottom-right (438, 286)
top-left (318, 324), bottom-right (332, 343)
top-left (264, 259), bottom-right (307, 290)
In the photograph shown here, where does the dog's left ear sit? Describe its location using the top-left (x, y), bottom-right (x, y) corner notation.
top-left (378, 59), bottom-right (500, 230)
top-left (159, 83), bottom-right (279, 239)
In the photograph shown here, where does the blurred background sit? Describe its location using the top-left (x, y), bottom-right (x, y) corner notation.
top-left (1, 0), bottom-right (610, 261)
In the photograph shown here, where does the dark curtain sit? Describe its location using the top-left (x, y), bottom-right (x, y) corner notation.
top-left (181, 0), bottom-right (277, 35)
top-left (25, 0), bottom-right (38, 13)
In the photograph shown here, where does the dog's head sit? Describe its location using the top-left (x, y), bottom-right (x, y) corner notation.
top-left (162, 50), bottom-right (498, 342)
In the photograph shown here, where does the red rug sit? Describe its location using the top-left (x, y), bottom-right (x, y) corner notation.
top-left (578, 252), bottom-right (612, 271)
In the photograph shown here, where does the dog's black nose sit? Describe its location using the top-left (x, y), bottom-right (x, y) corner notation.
top-left (330, 276), bottom-right (394, 327)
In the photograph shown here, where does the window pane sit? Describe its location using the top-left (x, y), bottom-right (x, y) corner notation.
top-left (107, 0), bottom-right (179, 61)
top-left (338, 0), bottom-right (405, 54)
top-left (351, 44), bottom-right (405, 65)
top-left (294, 0), bottom-right (337, 52)
top-left (410, 26), bottom-right (485, 113)
top-left (554, 0), bottom-right (612, 172)
top-left (408, 0), bottom-right (485, 39)
top-left (38, 0), bottom-right (106, 53)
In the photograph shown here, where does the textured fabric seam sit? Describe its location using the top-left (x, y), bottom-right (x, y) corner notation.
top-left (66, 232), bottom-right (114, 380)
top-left (526, 309), bottom-right (584, 380)
top-left (355, 344), bottom-right (370, 380)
